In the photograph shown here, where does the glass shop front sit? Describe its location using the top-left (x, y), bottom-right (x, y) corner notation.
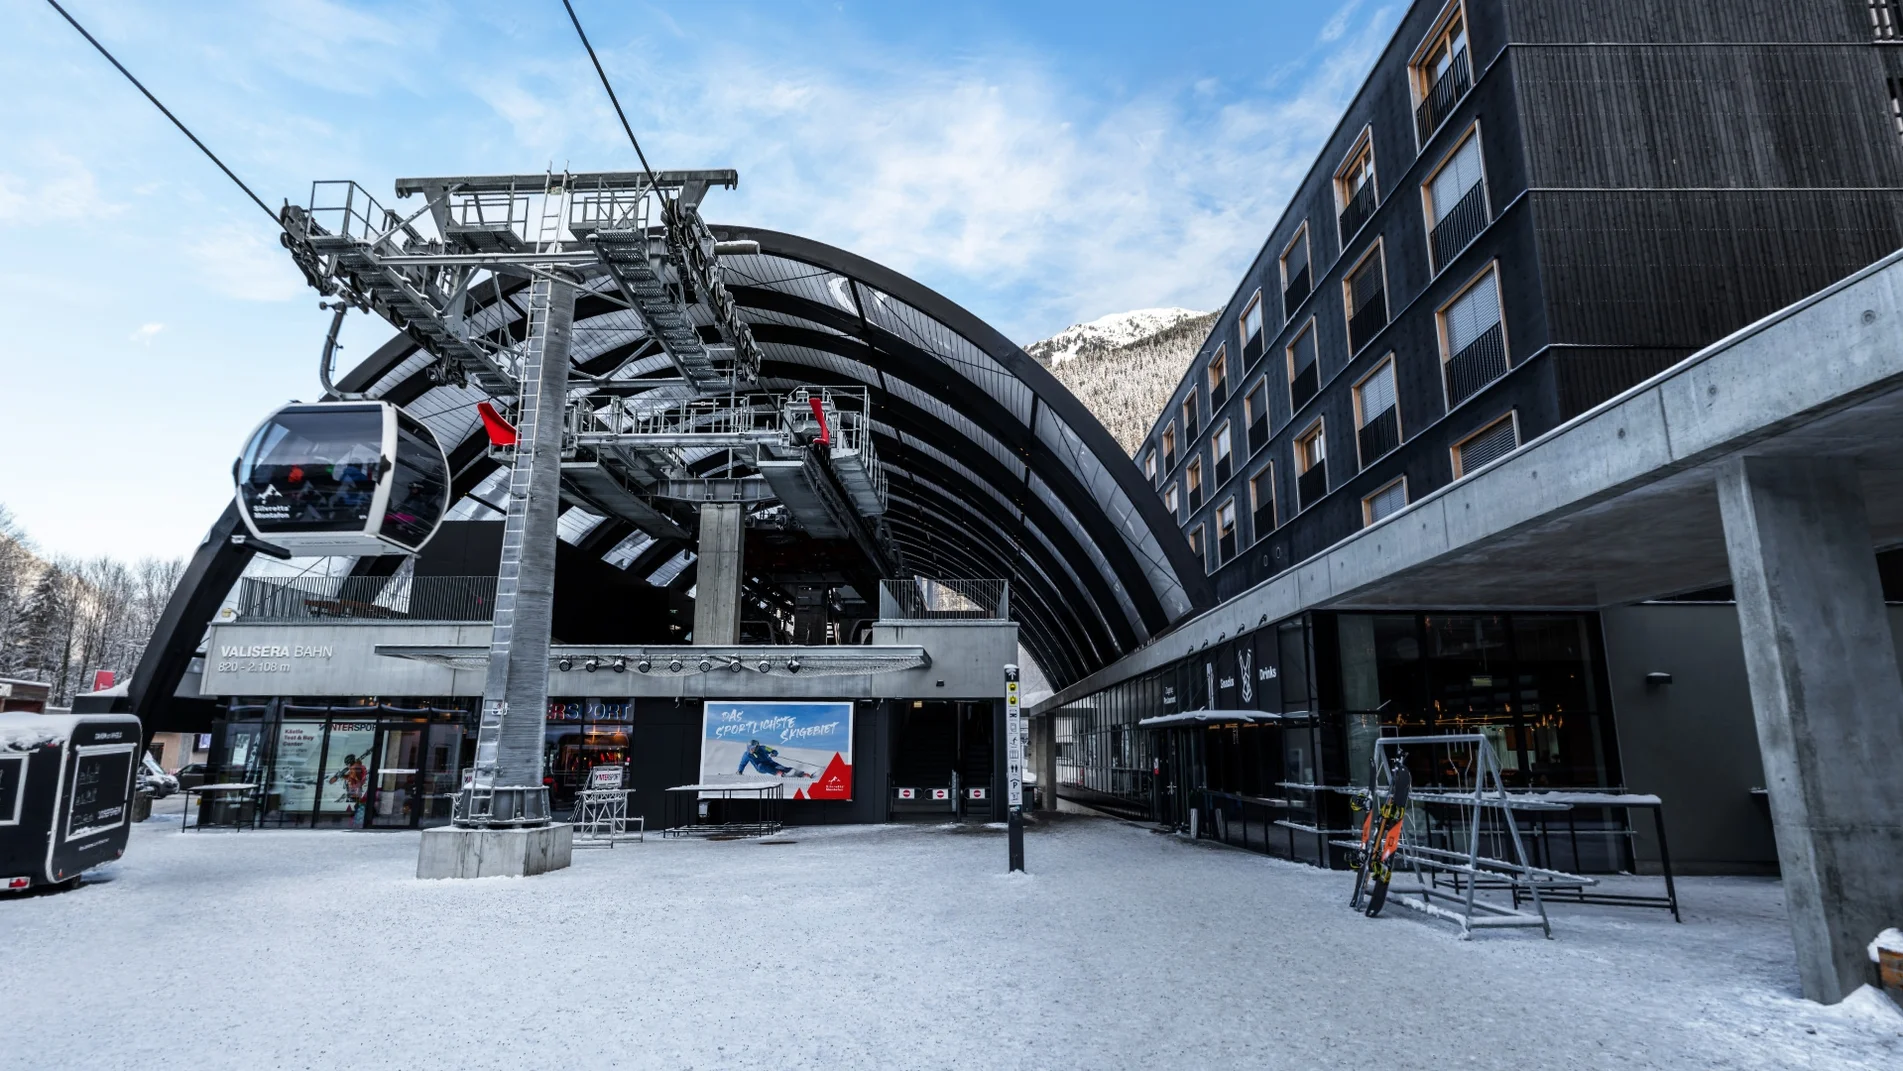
top-left (210, 697), bottom-right (475, 828)
top-left (1051, 610), bottom-right (1626, 870)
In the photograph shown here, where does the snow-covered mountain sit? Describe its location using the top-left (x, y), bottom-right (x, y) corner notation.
top-left (1025, 308), bottom-right (1207, 367)
top-left (1026, 308), bottom-right (1218, 457)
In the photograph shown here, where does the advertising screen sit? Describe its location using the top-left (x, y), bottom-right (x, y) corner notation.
top-left (65, 744), bottom-right (134, 841)
top-left (699, 701), bottom-right (853, 800)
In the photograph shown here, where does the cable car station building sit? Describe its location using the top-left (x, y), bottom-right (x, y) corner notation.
top-left (126, 172), bottom-right (1204, 835)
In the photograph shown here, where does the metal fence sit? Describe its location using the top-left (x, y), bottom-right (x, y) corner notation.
top-left (878, 578), bottom-right (1010, 621)
top-left (236, 575), bottom-right (497, 622)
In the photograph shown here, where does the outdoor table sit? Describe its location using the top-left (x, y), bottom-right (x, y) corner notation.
top-left (661, 779), bottom-right (786, 837)
top-left (182, 783), bottom-right (259, 831)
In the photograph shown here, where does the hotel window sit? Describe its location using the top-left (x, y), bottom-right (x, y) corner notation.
top-left (1187, 456), bottom-right (1205, 511)
top-left (1162, 423), bottom-right (1178, 471)
top-left (1144, 450), bottom-right (1157, 484)
top-left (1249, 465), bottom-right (1276, 538)
top-left (1440, 265), bottom-right (1506, 407)
top-left (1239, 292), bottom-right (1265, 368)
top-left (1287, 319), bottom-right (1320, 412)
top-left (1216, 498), bottom-right (1238, 564)
top-left (1354, 358), bottom-right (1401, 468)
top-left (1244, 380), bottom-right (1270, 454)
top-left (1345, 246), bottom-right (1388, 355)
top-left (1336, 132), bottom-right (1378, 243)
top-left (1208, 346), bottom-right (1229, 407)
top-left (1165, 482), bottom-right (1180, 517)
top-left (1413, 3), bottom-right (1472, 145)
top-left (1453, 412), bottom-right (1519, 478)
top-left (1424, 128), bottom-right (1487, 272)
top-left (1212, 423), bottom-right (1234, 486)
top-left (1188, 523), bottom-right (1206, 571)
top-left (1295, 420), bottom-right (1327, 512)
top-left (1281, 226), bottom-right (1312, 321)
top-left (1182, 394), bottom-right (1200, 441)
top-left (1363, 478), bottom-right (1408, 525)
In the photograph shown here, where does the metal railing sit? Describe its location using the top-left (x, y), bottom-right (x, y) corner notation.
top-left (1282, 266), bottom-right (1311, 320)
top-left (1338, 181), bottom-right (1376, 244)
top-left (1298, 462), bottom-right (1328, 511)
top-left (1290, 361), bottom-right (1320, 412)
top-left (1430, 184), bottom-right (1488, 271)
top-left (1415, 48), bottom-right (1473, 145)
top-left (878, 578), bottom-right (1010, 621)
top-left (1242, 334), bottom-right (1264, 369)
top-left (1248, 415), bottom-right (1268, 455)
top-left (236, 576), bottom-right (498, 622)
top-left (1357, 406), bottom-right (1400, 465)
top-left (1445, 322), bottom-right (1509, 407)
top-left (1347, 286), bottom-right (1388, 355)
top-left (303, 180), bottom-right (421, 252)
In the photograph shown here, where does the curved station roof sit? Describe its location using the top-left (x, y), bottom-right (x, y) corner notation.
top-left (136, 224), bottom-right (1208, 718)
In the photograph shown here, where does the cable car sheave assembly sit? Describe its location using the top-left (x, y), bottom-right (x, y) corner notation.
top-left (246, 169), bottom-right (900, 832)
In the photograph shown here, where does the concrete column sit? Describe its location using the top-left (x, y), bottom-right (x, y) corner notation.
top-left (694, 501), bottom-right (746, 644)
top-left (473, 277), bottom-right (575, 800)
top-left (1034, 712), bottom-right (1058, 813)
top-left (1716, 455), bottom-right (1903, 1003)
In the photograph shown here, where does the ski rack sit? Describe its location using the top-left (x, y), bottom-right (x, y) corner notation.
top-left (1327, 735), bottom-right (1596, 939)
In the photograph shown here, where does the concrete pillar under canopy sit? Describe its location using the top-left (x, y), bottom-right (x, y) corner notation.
top-left (1716, 455), bottom-right (1903, 1003)
top-left (694, 501), bottom-right (746, 645)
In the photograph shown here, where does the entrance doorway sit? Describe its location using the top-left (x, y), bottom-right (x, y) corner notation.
top-left (889, 701), bottom-right (994, 818)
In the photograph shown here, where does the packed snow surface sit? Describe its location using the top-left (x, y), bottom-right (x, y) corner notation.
top-left (3, 814), bottom-right (1900, 1070)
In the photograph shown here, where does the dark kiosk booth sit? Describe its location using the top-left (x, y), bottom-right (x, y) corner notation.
top-left (0, 713), bottom-right (142, 892)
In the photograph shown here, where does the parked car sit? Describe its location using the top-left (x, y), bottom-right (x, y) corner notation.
top-left (138, 754), bottom-right (179, 799)
top-left (174, 762), bottom-right (211, 790)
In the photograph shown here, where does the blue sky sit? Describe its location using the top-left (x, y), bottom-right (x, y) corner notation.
top-left (0, 0), bottom-right (1398, 560)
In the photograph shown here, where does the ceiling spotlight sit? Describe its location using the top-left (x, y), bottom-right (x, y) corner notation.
top-left (698, 657), bottom-right (713, 673)
top-left (557, 657), bottom-right (574, 672)
top-left (584, 657), bottom-right (600, 673)
top-left (668, 658), bottom-right (684, 673)
top-left (786, 657), bottom-right (802, 674)
top-left (728, 658), bottom-right (743, 673)
top-left (757, 659), bottom-right (773, 673)
top-left (637, 658), bottom-right (652, 673)
top-left (612, 657), bottom-right (627, 674)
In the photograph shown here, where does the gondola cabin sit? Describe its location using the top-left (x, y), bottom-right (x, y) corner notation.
top-left (1, 713), bottom-right (142, 892)
top-left (234, 401), bottom-right (450, 557)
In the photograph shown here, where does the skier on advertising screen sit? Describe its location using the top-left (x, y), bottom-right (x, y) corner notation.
top-left (327, 753), bottom-right (371, 827)
top-left (737, 739), bottom-right (812, 778)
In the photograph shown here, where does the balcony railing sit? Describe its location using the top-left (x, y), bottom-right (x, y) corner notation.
top-left (1184, 408), bottom-right (1199, 440)
top-left (1218, 530), bottom-right (1237, 564)
top-left (1248, 414), bottom-right (1268, 455)
top-left (1283, 266), bottom-right (1312, 320)
top-left (879, 578), bottom-right (1010, 620)
top-left (1298, 463), bottom-right (1328, 511)
top-left (1211, 378), bottom-right (1228, 408)
top-left (1242, 333), bottom-right (1264, 368)
top-left (1290, 361), bottom-right (1320, 412)
top-left (1430, 183), bottom-right (1488, 271)
top-left (1163, 447), bottom-right (1177, 472)
top-left (1215, 454), bottom-right (1232, 486)
top-left (1338, 181), bottom-right (1377, 243)
top-left (237, 575), bottom-right (497, 622)
top-left (1415, 48), bottom-right (1473, 145)
top-left (1444, 322), bottom-right (1509, 407)
top-left (1357, 406), bottom-right (1400, 466)
top-left (1347, 286), bottom-right (1388, 354)
top-left (1189, 483), bottom-right (1205, 511)
top-left (1253, 502), bottom-right (1275, 537)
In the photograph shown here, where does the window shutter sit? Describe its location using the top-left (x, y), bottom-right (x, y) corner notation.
top-left (1445, 272), bottom-right (1501, 353)
top-left (1430, 137), bottom-right (1483, 224)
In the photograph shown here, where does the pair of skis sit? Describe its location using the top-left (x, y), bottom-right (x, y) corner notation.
top-left (1349, 753), bottom-right (1412, 917)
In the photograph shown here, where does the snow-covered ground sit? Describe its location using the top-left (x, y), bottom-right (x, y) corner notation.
top-left (3, 813), bottom-right (1899, 1070)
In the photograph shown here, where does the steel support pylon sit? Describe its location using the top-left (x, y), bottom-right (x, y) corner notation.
top-left (459, 273), bottom-right (577, 827)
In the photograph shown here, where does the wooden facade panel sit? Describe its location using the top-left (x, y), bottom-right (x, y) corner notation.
top-left (1506, 0), bottom-right (1868, 45)
top-left (1533, 189), bottom-right (1903, 349)
top-left (1516, 46), bottom-right (1903, 188)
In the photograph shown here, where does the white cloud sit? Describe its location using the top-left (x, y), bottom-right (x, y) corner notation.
top-left (129, 322), bottom-right (165, 344)
top-left (1320, 0), bottom-right (1366, 44)
top-left (185, 224), bottom-right (307, 302)
top-left (0, 154), bottom-right (125, 223)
